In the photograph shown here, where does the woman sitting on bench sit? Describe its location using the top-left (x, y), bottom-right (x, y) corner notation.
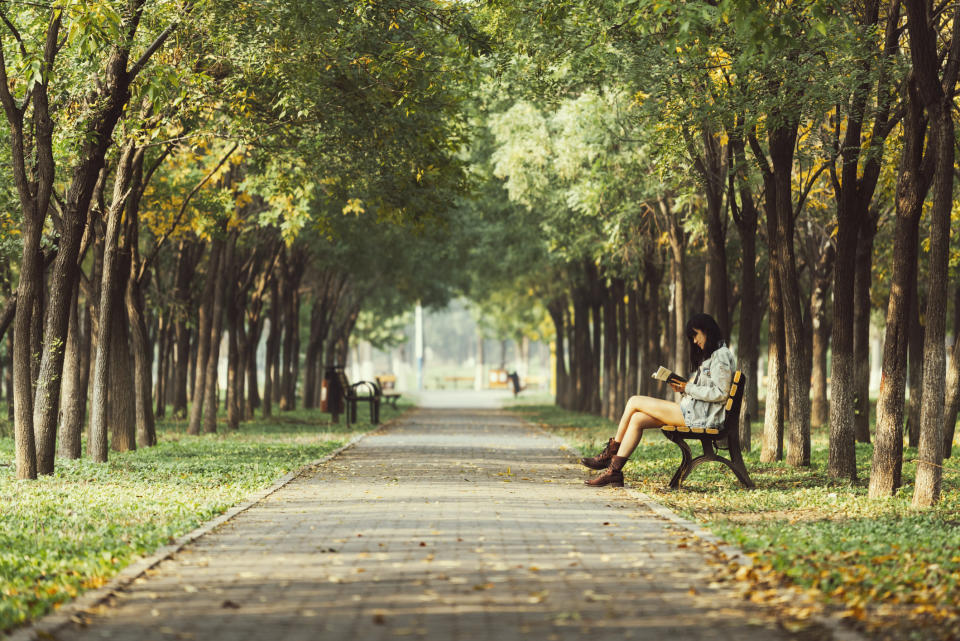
top-left (582, 312), bottom-right (736, 487)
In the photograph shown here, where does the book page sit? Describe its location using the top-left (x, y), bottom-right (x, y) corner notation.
top-left (651, 366), bottom-right (674, 382)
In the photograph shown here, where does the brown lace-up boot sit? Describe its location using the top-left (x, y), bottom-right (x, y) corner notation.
top-left (585, 455), bottom-right (628, 487)
top-left (580, 438), bottom-right (620, 470)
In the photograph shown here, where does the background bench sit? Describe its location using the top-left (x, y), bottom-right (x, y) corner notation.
top-left (325, 366), bottom-right (380, 426)
top-left (660, 371), bottom-right (755, 489)
top-left (375, 375), bottom-right (402, 409)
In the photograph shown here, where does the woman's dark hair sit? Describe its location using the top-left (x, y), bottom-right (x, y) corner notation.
top-left (685, 313), bottom-right (725, 369)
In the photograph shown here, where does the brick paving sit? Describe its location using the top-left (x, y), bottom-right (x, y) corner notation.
top-left (54, 409), bottom-right (813, 641)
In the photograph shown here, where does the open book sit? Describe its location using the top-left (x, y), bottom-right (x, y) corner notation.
top-left (651, 366), bottom-right (687, 385)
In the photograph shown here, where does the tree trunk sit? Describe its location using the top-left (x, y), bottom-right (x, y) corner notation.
top-left (34, 15), bottom-right (161, 474)
top-left (263, 279), bottom-right (282, 417)
top-left (906, 285), bottom-right (925, 447)
top-left (825, 0), bottom-right (899, 478)
top-left (288, 288), bottom-right (301, 410)
top-left (853, 213), bottom-right (878, 443)
top-left (188, 238), bottom-right (221, 435)
top-left (303, 298), bottom-right (323, 408)
top-left (663, 199), bottom-right (689, 375)
top-left (909, 0), bottom-right (958, 505)
top-left (226, 292), bottom-right (241, 430)
top-left (571, 280), bottom-right (591, 412)
top-left (57, 282), bottom-right (84, 459)
top-left (642, 258), bottom-right (662, 398)
top-left (588, 266), bottom-right (603, 416)
top-left (4, 12), bottom-right (60, 480)
top-left (693, 129), bottom-right (730, 335)
top-left (730, 131), bottom-right (761, 450)
top-left (761, 266), bottom-right (786, 462)
top-left (203, 232), bottom-right (235, 434)
top-left (124, 155), bottom-right (156, 448)
top-left (12, 211), bottom-right (43, 478)
top-left (245, 316), bottom-right (263, 418)
top-left (263, 279), bottom-right (281, 418)
top-left (811, 310), bottom-right (832, 429)
top-left (615, 278), bottom-right (628, 413)
top-left (154, 311), bottom-right (168, 419)
top-left (5, 333), bottom-right (13, 420)
top-left (626, 282), bottom-right (640, 400)
top-left (943, 282), bottom-right (960, 458)
top-left (602, 281), bottom-right (618, 420)
top-left (809, 239), bottom-right (835, 430)
top-left (88, 144), bottom-right (136, 462)
top-left (769, 123), bottom-right (811, 468)
top-left (278, 250), bottom-right (306, 411)
top-left (171, 242), bottom-right (199, 418)
top-left (108, 262), bottom-right (136, 453)
top-left (547, 297), bottom-right (569, 407)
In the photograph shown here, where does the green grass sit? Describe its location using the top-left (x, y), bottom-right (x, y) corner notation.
top-left (0, 402), bottom-right (409, 634)
top-left (510, 403), bottom-right (960, 641)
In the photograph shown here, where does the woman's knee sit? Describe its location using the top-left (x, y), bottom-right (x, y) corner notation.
top-left (628, 395), bottom-right (656, 412)
top-left (628, 410), bottom-right (652, 429)
top-left (632, 411), bottom-right (660, 429)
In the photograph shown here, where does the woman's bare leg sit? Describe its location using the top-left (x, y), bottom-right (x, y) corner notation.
top-left (617, 411), bottom-right (664, 458)
top-left (588, 397), bottom-right (684, 488)
top-left (615, 395), bottom-right (684, 442)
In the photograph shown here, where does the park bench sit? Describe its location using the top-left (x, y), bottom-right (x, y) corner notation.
top-left (659, 370), bottom-right (755, 489)
top-left (375, 374), bottom-right (402, 409)
top-left (325, 366), bottom-right (380, 427)
top-left (443, 376), bottom-right (474, 389)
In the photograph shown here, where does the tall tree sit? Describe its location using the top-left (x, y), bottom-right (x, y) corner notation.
top-left (905, 0), bottom-right (960, 506)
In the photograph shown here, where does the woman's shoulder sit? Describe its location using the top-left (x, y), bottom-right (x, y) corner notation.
top-left (711, 344), bottom-right (736, 365)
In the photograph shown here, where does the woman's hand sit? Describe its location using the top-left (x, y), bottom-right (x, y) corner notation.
top-left (669, 380), bottom-right (686, 394)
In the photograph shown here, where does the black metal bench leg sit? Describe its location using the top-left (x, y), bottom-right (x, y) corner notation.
top-left (667, 436), bottom-right (694, 489)
top-left (727, 445), bottom-right (756, 488)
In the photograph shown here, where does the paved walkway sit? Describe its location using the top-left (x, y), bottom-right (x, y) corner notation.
top-left (55, 409), bottom-right (814, 641)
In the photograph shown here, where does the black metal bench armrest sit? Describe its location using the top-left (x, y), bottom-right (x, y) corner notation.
top-left (348, 380), bottom-right (379, 398)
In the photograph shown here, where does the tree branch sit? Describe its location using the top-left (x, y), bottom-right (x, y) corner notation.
top-left (128, 14), bottom-right (184, 83)
top-left (794, 160), bottom-right (833, 220)
top-left (0, 9), bottom-right (27, 57)
top-left (0, 292), bottom-right (16, 343)
top-left (139, 141), bottom-right (240, 277)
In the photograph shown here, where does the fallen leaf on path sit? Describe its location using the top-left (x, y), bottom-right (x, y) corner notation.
top-left (528, 590), bottom-right (549, 603)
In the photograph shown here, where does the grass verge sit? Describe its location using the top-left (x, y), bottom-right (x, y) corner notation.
top-left (509, 403), bottom-right (960, 641)
top-left (0, 402), bottom-right (409, 633)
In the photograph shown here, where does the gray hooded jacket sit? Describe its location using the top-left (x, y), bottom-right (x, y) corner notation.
top-left (679, 344), bottom-right (736, 428)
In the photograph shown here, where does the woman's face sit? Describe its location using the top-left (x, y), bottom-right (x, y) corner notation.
top-left (692, 328), bottom-right (706, 349)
